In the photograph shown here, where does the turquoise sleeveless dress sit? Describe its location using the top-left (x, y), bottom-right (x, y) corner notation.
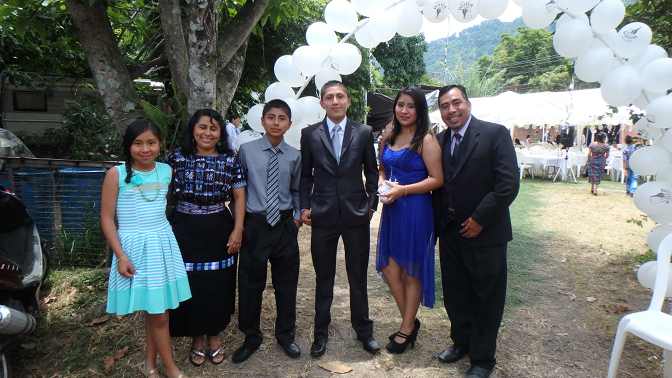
top-left (376, 146), bottom-right (435, 308)
top-left (106, 162), bottom-right (191, 315)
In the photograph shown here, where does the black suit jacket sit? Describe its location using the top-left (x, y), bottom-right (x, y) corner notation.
top-left (299, 118), bottom-right (379, 228)
top-left (432, 116), bottom-right (519, 247)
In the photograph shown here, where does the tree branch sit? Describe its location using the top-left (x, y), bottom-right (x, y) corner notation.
top-left (157, 0), bottom-right (189, 96)
top-left (216, 0), bottom-right (270, 70)
top-left (134, 28), bottom-right (162, 62)
top-left (127, 51), bottom-right (168, 79)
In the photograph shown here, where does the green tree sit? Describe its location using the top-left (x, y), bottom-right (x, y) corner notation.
top-left (372, 34), bottom-right (428, 90)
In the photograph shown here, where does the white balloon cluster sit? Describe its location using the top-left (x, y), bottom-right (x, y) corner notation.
top-left (247, 0), bottom-right (517, 150)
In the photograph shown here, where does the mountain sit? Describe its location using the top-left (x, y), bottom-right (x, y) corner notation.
top-left (424, 18), bottom-right (525, 76)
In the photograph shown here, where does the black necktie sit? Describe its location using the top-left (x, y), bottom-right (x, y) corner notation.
top-left (452, 133), bottom-right (462, 157)
top-left (266, 147), bottom-right (280, 226)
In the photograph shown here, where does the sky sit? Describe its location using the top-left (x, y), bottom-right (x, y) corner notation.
top-left (420, 1), bottom-right (523, 42)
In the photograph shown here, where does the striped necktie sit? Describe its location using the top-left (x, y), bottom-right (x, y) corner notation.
top-left (266, 147), bottom-right (280, 226)
top-left (332, 124), bottom-right (341, 164)
top-left (452, 133), bottom-right (462, 157)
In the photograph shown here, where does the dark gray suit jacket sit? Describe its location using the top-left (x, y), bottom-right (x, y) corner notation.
top-left (299, 118), bottom-right (378, 228)
top-left (432, 116), bottom-right (519, 247)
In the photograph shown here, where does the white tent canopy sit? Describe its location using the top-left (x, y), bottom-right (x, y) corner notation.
top-left (430, 88), bottom-right (639, 129)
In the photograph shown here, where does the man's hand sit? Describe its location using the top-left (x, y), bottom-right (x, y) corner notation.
top-left (301, 209), bottom-right (312, 226)
top-left (294, 219), bottom-right (302, 229)
top-left (459, 217), bottom-right (483, 238)
top-left (369, 209), bottom-right (375, 221)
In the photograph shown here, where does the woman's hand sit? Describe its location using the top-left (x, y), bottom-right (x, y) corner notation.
top-left (379, 180), bottom-right (405, 204)
top-left (227, 227), bottom-right (243, 254)
top-left (117, 257), bottom-right (136, 278)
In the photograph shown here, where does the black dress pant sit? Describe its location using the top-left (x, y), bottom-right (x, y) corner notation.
top-left (439, 222), bottom-right (507, 370)
top-left (238, 212), bottom-right (300, 346)
top-left (311, 213), bottom-right (373, 341)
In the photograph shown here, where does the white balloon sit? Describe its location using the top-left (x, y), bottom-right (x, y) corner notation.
top-left (314, 67), bottom-right (342, 93)
top-left (633, 180), bottom-right (672, 215)
top-left (352, 0), bottom-right (383, 17)
top-left (556, 13), bottom-right (589, 30)
top-left (369, 10), bottom-right (398, 43)
top-left (637, 261), bottom-right (657, 289)
top-left (615, 22), bottom-right (653, 58)
top-left (274, 55), bottom-right (306, 88)
top-left (325, 0), bottom-right (359, 33)
top-left (633, 91), bottom-right (666, 110)
top-left (649, 211), bottom-right (672, 225)
top-left (292, 45), bottom-right (326, 77)
top-left (590, 29), bottom-right (619, 49)
top-left (478, 0), bottom-right (507, 20)
top-left (298, 96), bottom-right (326, 124)
top-left (600, 64), bottom-right (642, 107)
top-left (553, 19), bottom-right (593, 58)
top-left (450, 0), bottom-right (478, 23)
top-left (522, 0), bottom-right (559, 30)
top-left (265, 82), bottom-right (295, 103)
top-left (646, 96), bottom-right (672, 129)
top-left (575, 47), bottom-right (615, 83)
top-left (656, 167), bottom-right (672, 186)
top-left (280, 97), bottom-right (304, 124)
top-left (513, 0), bottom-right (527, 6)
top-left (329, 43), bottom-right (362, 75)
top-left (557, 0), bottom-right (600, 13)
top-left (628, 45), bottom-right (669, 74)
top-left (423, 0), bottom-right (451, 23)
top-left (394, 2), bottom-right (424, 37)
top-left (306, 22), bottom-right (338, 51)
top-left (630, 146), bottom-right (671, 177)
top-left (235, 130), bottom-right (263, 150)
top-left (589, 0), bottom-right (626, 35)
top-left (354, 19), bottom-right (380, 49)
top-left (648, 225), bottom-right (672, 252)
top-left (244, 105), bottom-right (265, 133)
top-left (662, 130), bottom-right (672, 155)
top-left (284, 121), bottom-right (307, 150)
top-left (416, 0), bottom-right (427, 6)
top-left (641, 58), bottom-right (672, 93)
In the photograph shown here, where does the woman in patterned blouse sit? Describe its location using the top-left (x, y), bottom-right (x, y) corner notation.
top-left (165, 108), bottom-right (246, 366)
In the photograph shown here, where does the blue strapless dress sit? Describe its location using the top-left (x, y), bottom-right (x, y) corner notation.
top-left (376, 146), bottom-right (435, 308)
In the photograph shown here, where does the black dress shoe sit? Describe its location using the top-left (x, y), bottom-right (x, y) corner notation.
top-left (279, 342), bottom-right (301, 358)
top-left (310, 339), bottom-right (326, 358)
top-left (231, 343), bottom-right (260, 363)
top-left (357, 336), bottom-right (380, 354)
top-left (465, 366), bottom-right (492, 378)
top-left (438, 345), bottom-right (468, 364)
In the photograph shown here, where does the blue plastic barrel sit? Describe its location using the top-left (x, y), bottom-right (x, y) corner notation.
top-left (0, 167), bottom-right (9, 190)
top-left (12, 170), bottom-right (55, 242)
top-left (58, 168), bottom-right (106, 237)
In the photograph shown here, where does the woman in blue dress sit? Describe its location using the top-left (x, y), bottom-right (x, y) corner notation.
top-left (376, 86), bottom-right (444, 354)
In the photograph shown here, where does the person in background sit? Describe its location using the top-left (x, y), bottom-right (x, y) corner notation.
top-left (514, 138), bottom-right (522, 147)
top-left (226, 114), bottom-right (242, 152)
top-left (376, 86), bottom-right (443, 354)
top-left (232, 99), bottom-right (303, 362)
top-left (585, 132), bottom-right (610, 196)
top-left (525, 135), bottom-right (531, 147)
top-left (622, 135), bottom-right (638, 197)
top-left (165, 109), bottom-right (246, 367)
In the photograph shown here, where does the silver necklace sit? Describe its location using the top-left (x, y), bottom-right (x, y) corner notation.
top-left (397, 134), bottom-right (413, 146)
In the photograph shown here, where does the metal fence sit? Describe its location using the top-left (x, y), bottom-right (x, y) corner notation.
top-left (1, 157), bottom-right (120, 267)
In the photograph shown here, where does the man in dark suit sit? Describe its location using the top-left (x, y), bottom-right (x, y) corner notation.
top-left (432, 85), bottom-right (519, 378)
top-left (299, 80), bottom-right (380, 357)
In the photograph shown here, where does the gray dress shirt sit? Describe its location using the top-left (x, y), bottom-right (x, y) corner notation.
top-left (237, 135), bottom-right (302, 221)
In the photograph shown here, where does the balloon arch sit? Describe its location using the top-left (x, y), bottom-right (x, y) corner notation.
top-left (238, 0), bottom-right (672, 287)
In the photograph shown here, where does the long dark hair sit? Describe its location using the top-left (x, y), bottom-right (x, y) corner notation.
top-left (595, 131), bottom-right (607, 143)
top-left (122, 120), bottom-right (163, 183)
top-left (180, 108), bottom-right (233, 156)
top-left (387, 86), bottom-right (431, 154)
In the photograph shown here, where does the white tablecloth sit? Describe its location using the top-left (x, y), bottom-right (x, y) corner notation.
top-left (522, 154), bottom-right (567, 176)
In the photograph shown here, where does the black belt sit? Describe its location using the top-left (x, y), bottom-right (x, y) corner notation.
top-left (246, 209), bottom-right (294, 223)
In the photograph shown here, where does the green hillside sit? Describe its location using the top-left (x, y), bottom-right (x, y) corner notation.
top-left (424, 18), bottom-right (525, 76)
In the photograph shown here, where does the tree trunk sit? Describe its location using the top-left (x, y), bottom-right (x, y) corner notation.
top-left (157, 0), bottom-right (189, 97)
top-left (185, 0), bottom-right (220, 115)
top-left (216, 38), bottom-right (249, 115)
top-left (67, 0), bottom-right (141, 134)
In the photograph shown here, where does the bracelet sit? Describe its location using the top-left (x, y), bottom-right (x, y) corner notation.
top-left (117, 255), bottom-right (127, 262)
top-left (405, 186), bottom-right (408, 196)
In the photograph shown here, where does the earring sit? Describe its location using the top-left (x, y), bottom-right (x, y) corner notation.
top-left (217, 140), bottom-right (221, 146)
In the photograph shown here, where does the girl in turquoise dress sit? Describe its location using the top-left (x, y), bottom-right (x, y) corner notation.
top-left (101, 120), bottom-right (191, 378)
top-left (376, 87), bottom-right (444, 354)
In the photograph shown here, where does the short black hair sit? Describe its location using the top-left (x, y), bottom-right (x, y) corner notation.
top-left (320, 80), bottom-right (349, 100)
top-left (438, 84), bottom-right (469, 104)
top-left (229, 114), bottom-right (240, 122)
top-left (595, 132), bottom-right (607, 143)
top-left (625, 135), bottom-right (633, 144)
top-left (263, 99), bottom-right (292, 119)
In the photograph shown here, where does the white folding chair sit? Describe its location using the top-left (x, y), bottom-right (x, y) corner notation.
top-left (606, 233), bottom-right (672, 378)
top-left (516, 151), bottom-right (534, 179)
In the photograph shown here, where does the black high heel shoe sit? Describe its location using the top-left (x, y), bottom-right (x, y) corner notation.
top-left (386, 331), bottom-right (415, 354)
top-left (414, 318), bottom-right (421, 332)
top-left (389, 319), bottom-right (421, 341)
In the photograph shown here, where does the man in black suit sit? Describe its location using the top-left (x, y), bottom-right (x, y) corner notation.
top-left (299, 80), bottom-right (380, 357)
top-left (433, 85), bottom-right (519, 378)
